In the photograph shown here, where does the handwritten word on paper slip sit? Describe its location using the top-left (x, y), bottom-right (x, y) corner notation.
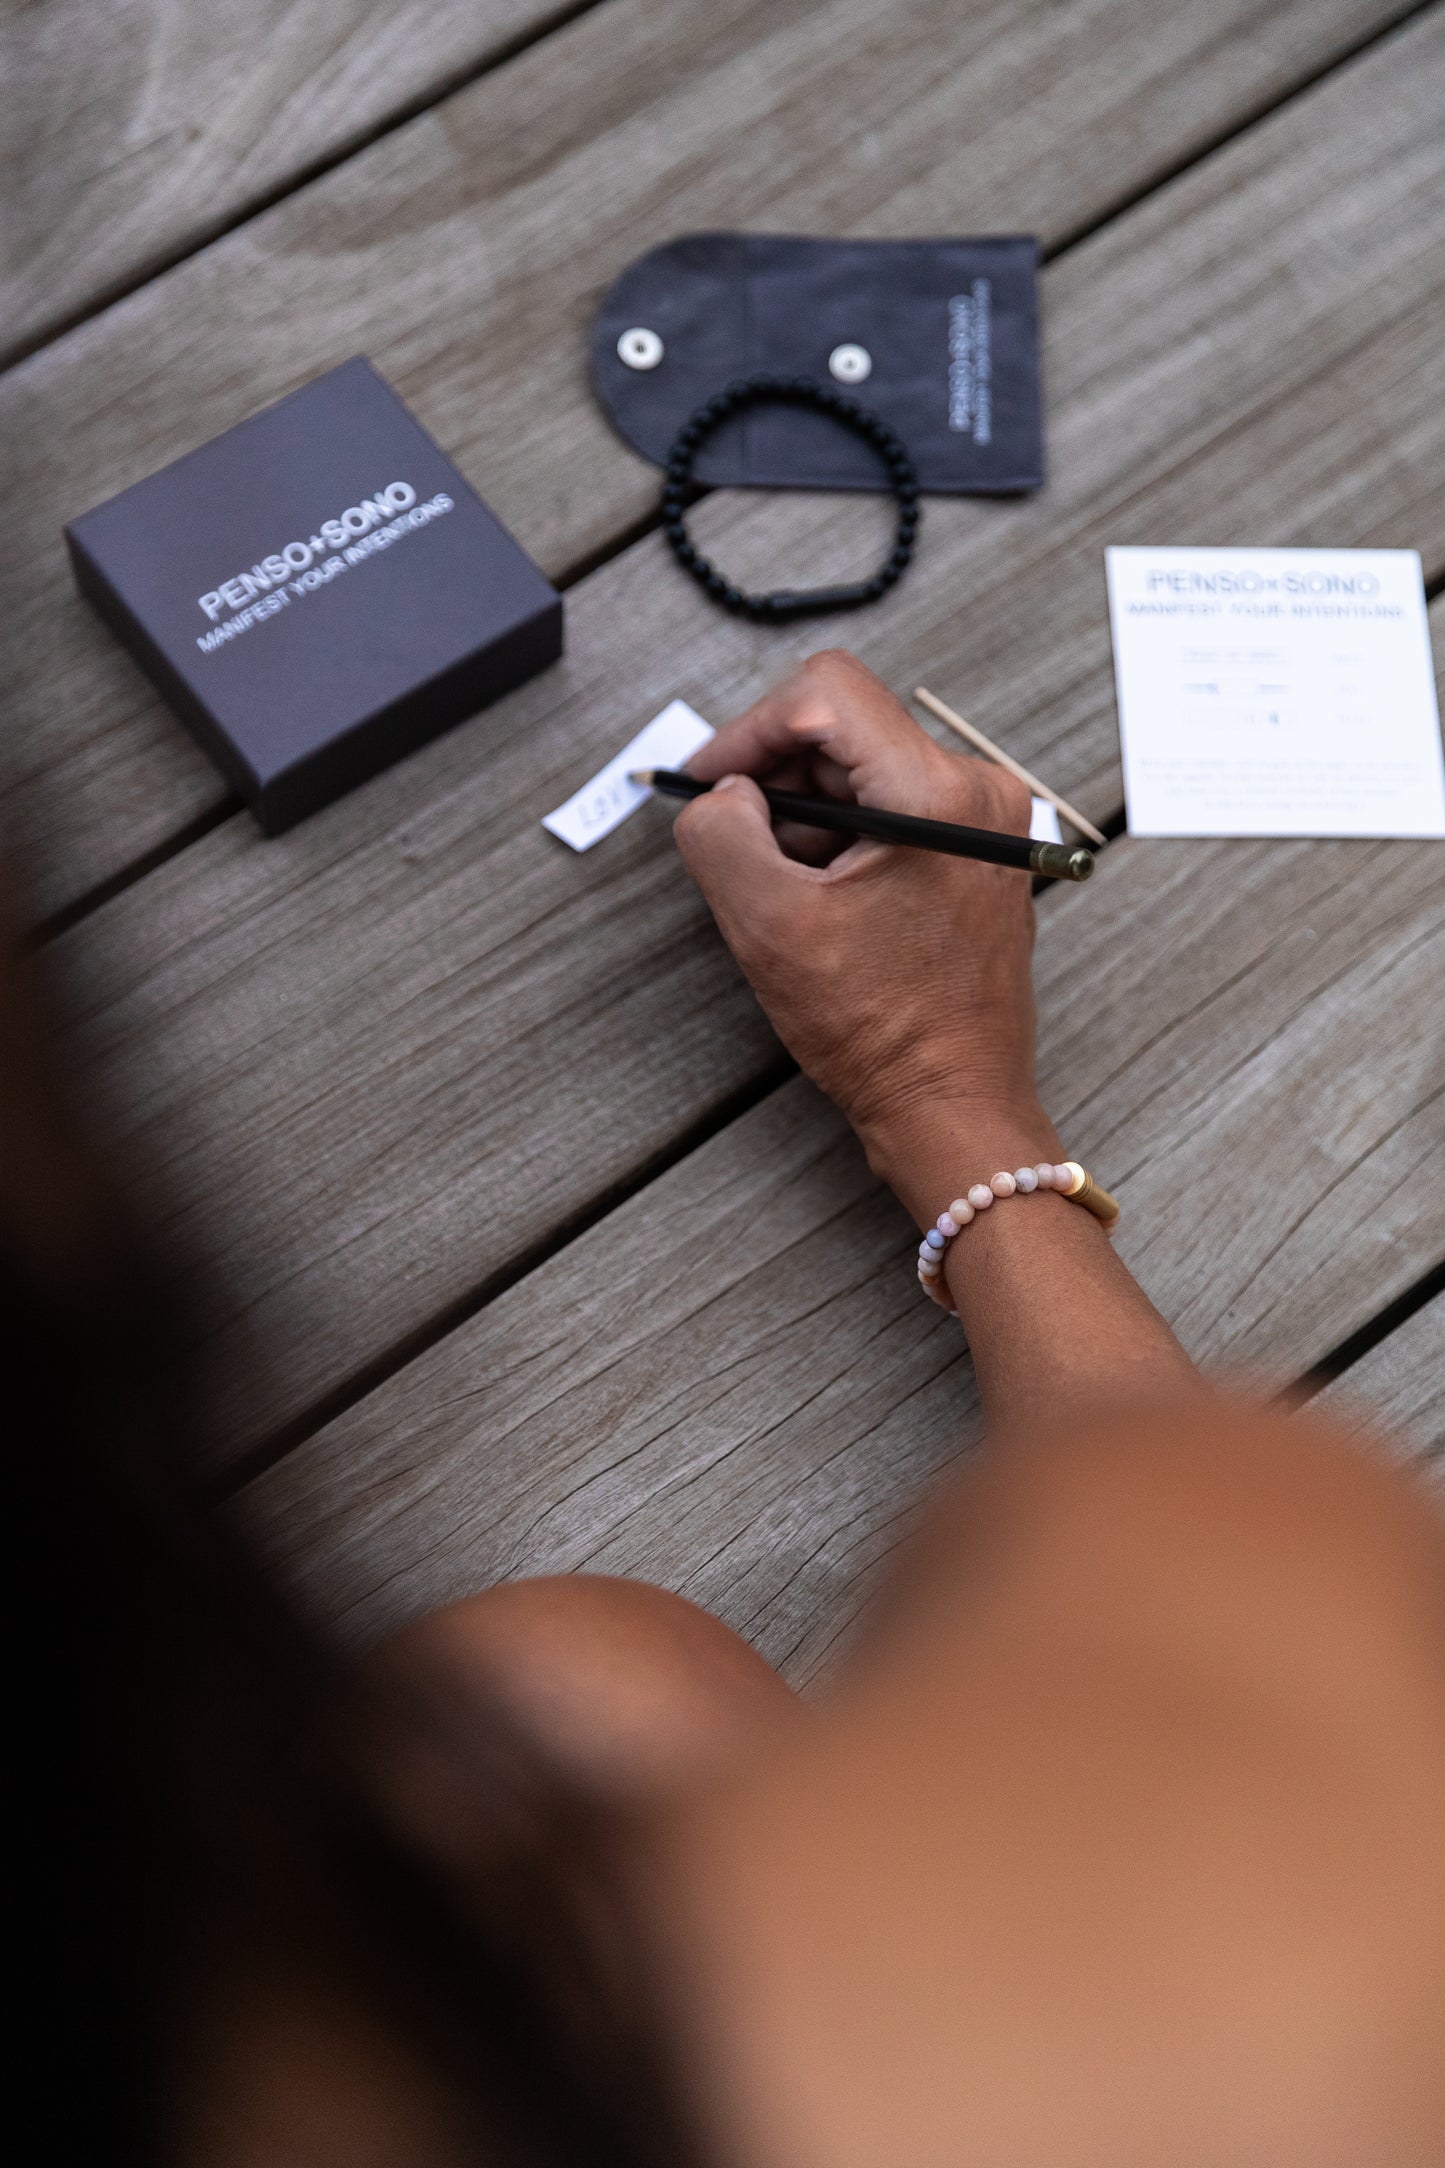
top-left (1106, 547), bottom-right (1445, 837)
top-left (544, 698), bottom-right (1063, 850)
top-left (543, 701), bottom-right (715, 850)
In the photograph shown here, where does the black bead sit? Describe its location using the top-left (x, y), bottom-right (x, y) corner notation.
top-left (663, 377), bottom-right (917, 618)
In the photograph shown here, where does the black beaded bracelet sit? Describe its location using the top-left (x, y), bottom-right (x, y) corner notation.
top-left (660, 374), bottom-right (920, 621)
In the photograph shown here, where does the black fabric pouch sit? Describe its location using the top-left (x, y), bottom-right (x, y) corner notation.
top-left (591, 232), bottom-right (1043, 494)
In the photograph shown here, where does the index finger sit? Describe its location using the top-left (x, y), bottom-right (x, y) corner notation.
top-left (690, 650), bottom-right (935, 800)
top-left (687, 681), bottom-right (815, 784)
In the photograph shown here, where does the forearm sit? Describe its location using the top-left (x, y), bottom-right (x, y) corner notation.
top-left (861, 1100), bottom-right (1198, 1434)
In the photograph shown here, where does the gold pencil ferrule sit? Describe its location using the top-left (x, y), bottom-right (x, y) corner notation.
top-left (1029, 842), bottom-right (1094, 882)
top-left (1059, 1160), bottom-right (1121, 1230)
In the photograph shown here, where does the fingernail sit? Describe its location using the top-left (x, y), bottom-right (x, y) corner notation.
top-left (713, 773), bottom-right (741, 792)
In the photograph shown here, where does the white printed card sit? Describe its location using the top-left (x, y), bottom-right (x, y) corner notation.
top-left (1105, 547), bottom-right (1445, 837)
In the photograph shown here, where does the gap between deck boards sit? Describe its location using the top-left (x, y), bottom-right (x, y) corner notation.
top-left (221, 829), bottom-right (1443, 1508)
top-left (6, 0), bottom-right (1433, 930)
top-left (39, 15), bottom-right (1445, 1480)
top-left (1294, 1259), bottom-right (1445, 1403)
top-left (1, 0), bottom-right (619, 374)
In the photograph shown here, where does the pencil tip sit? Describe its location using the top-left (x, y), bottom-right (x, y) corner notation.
top-left (629, 769), bottom-right (654, 786)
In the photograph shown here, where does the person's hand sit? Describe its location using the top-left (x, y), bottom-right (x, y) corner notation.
top-left (673, 652), bottom-right (1059, 1193)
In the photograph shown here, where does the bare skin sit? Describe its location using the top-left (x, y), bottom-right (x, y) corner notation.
top-left (375, 656), bottom-right (1444, 2162)
top-left (10, 654), bottom-right (1441, 2161)
top-left (673, 648), bottom-right (1198, 1429)
top-left (646, 657), bottom-right (1445, 2162)
top-left (657, 1403), bottom-right (1445, 2168)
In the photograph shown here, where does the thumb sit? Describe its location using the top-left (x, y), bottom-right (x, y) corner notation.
top-left (672, 774), bottom-right (796, 928)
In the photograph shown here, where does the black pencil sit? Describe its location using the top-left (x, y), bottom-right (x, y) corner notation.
top-left (631, 769), bottom-right (1095, 882)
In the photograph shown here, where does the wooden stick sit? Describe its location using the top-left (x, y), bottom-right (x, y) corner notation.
top-left (912, 686), bottom-right (1108, 848)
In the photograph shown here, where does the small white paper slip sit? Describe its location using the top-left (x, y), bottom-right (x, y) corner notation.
top-left (544, 695), bottom-right (1064, 851)
top-left (542, 699), bottom-right (715, 851)
top-left (1105, 546), bottom-right (1445, 838)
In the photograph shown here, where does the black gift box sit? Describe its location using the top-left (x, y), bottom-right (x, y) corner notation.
top-left (65, 357), bottom-right (563, 833)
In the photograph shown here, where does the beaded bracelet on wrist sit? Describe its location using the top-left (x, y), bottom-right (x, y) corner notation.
top-left (917, 1160), bottom-right (1120, 1310)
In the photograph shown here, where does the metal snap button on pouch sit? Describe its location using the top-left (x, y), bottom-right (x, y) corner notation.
top-left (617, 326), bottom-right (664, 370)
top-left (828, 342), bottom-right (872, 382)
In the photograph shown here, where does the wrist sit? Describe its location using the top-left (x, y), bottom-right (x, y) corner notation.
top-left (859, 1095), bottom-right (1063, 1230)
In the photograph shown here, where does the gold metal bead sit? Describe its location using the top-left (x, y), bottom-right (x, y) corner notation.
top-left (1059, 1160), bottom-right (1121, 1229)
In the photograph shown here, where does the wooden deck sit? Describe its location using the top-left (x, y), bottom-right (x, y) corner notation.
top-left (4, 0), bottom-right (1441, 1685)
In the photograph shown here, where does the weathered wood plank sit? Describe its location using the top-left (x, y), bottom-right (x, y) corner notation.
top-left (0, 0), bottom-right (577, 363)
top-left (1, 0), bottom-right (1413, 920)
top-left (237, 824), bottom-right (1445, 1681)
top-left (1312, 1295), bottom-right (1445, 1466)
top-left (48, 23), bottom-right (1445, 1465)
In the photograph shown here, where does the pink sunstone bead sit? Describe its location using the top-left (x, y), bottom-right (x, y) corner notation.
top-left (1035, 1164), bottom-right (1056, 1189)
top-left (937, 1212), bottom-right (959, 1238)
top-left (989, 1171), bottom-right (1017, 1197)
top-left (948, 1199), bottom-right (975, 1225)
top-left (966, 1183), bottom-right (994, 1211)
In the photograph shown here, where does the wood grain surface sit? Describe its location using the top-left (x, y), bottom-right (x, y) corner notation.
top-left (47, 21), bottom-right (1445, 1470)
top-left (12, 0), bottom-right (1441, 1689)
top-left (1, 0), bottom-right (1415, 922)
top-left (0, 0), bottom-right (578, 362)
top-left (1313, 1295), bottom-right (1445, 1466)
top-left (237, 819), bottom-right (1444, 1676)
